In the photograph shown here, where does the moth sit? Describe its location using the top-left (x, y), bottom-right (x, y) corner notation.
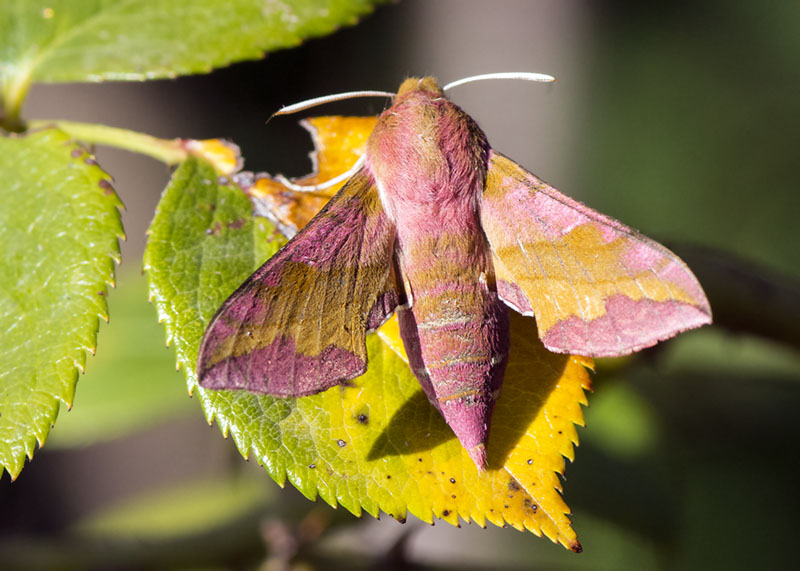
top-left (197, 75), bottom-right (712, 470)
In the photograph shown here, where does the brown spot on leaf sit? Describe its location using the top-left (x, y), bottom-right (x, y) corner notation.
top-left (442, 510), bottom-right (450, 517)
top-left (449, 477), bottom-right (456, 484)
top-left (226, 218), bottom-right (246, 230)
top-left (336, 439), bottom-right (347, 448)
top-left (309, 464), bottom-right (316, 469)
top-left (98, 179), bottom-right (114, 195)
top-left (524, 498), bottom-right (538, 514)
top-left (508, 479), bottom-right (521, 492)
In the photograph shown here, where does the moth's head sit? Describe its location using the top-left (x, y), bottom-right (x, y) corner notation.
top-left (396, 77), bottom-right (444, 98)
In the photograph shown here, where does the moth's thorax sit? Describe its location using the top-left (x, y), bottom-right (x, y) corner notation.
top-left (366, 79), bottom-right (489, 237)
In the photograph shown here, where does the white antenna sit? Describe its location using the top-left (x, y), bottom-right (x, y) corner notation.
top-left (275, 155), bottom-right (366, 193)
top-left (442, 72), bottom-right (555, 91)
top-left (272, 90), bottom-right (394, 117)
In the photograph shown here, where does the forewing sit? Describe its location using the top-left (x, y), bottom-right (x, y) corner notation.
top-left (480, 151), bottom-right (711, 357)
top-left (198, 169), bottom-right (398, 396)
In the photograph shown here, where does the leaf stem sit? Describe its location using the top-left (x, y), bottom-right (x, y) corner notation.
top-left (28, 119), bottom-right (189, 165)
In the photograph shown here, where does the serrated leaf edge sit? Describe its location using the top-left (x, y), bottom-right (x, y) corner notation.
top-left (0, 129), bottom-right (124, 479)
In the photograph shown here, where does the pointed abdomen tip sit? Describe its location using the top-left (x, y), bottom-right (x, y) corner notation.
top-left (468, 443), bottom-right (488, 471)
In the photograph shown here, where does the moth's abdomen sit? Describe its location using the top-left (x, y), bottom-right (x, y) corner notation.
top-left (397, 233), bottom-right (510, 470)
top-left (368, 79), bottom-right (505, 469)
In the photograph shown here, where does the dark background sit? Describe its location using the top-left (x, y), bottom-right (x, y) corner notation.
top-left (3, 1), bottom-right (799, 569)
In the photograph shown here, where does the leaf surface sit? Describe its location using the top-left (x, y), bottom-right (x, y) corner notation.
top-left (146, 152), bottom-right (592, 550)
top-left (0, 127), bottom-right (123, 479)
top-left (0, 0), bottom-right (383, 94)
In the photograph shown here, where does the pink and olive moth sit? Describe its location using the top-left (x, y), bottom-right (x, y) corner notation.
top-left (197, 76), bottom-right (711, 470)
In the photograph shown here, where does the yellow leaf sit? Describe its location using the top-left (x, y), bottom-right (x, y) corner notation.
top-left (183, 138), bottom-right (242, 175)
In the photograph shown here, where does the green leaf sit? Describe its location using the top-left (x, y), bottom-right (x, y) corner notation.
top-left (47, 270), bottom-right (196, 449)
top-left (146, 158), bottom-right (590, 550)
top-left (0, 0), bottom-right (384, 116)
top-left (0, 127), bottom-right (123, 479)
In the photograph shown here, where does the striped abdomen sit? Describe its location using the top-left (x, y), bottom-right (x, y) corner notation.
top-left (397, 231), bottom-right (509, 469)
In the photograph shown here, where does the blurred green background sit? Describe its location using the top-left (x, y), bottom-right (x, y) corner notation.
top-left (2, 1), bottom-right (799, 569)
